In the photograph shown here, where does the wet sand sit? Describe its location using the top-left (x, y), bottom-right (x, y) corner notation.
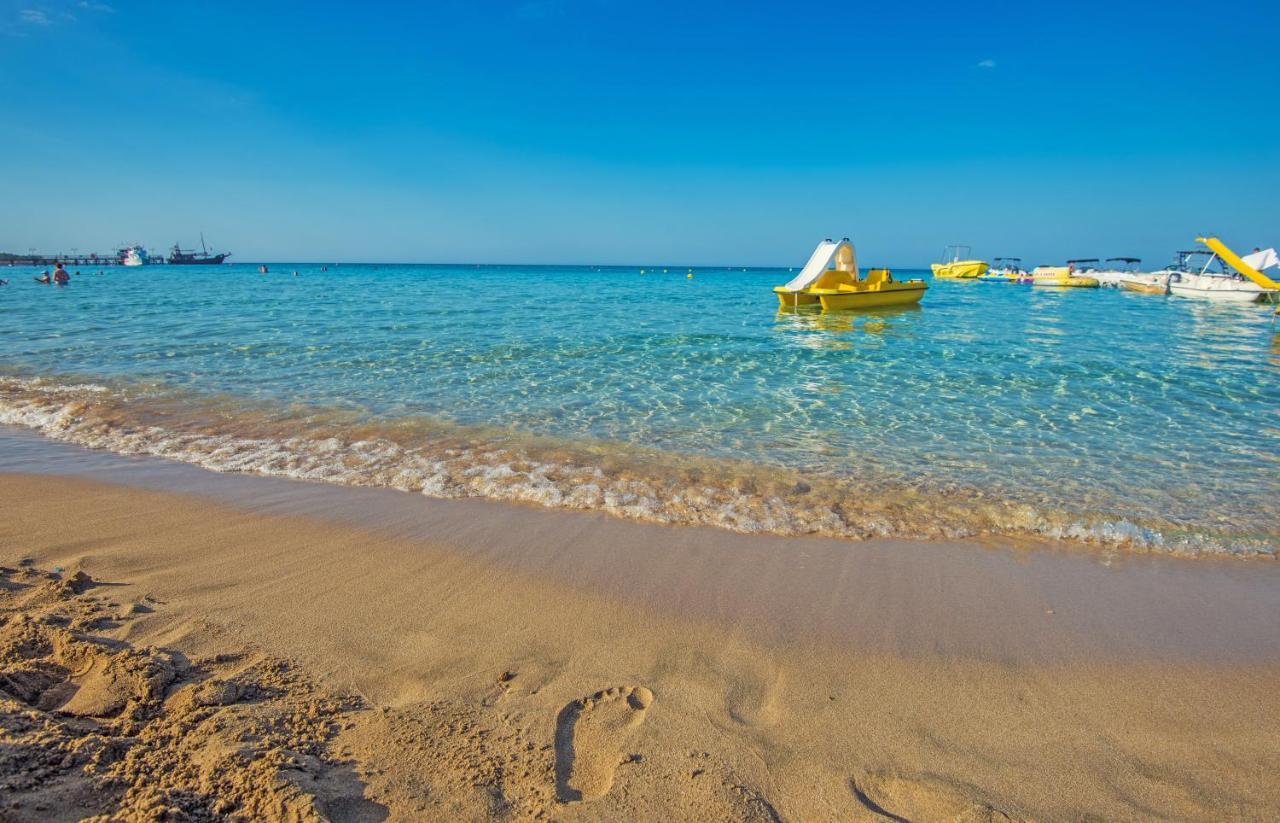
top-left (2, 434), bottom-right (1279, 819)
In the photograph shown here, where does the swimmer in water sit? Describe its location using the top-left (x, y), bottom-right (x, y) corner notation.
top-left (53, 263), bottom-right (70, 285)
top-left (35, 271), bottom-right (51, 284)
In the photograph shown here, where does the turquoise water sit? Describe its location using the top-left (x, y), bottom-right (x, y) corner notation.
top-left (2, 263), bottom-right (1277, 554)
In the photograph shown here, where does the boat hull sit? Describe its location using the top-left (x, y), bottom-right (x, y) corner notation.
top-left (1168, 273), bottom-right (1275, 303)
top-left (1032, 275), bottom-right (1100, 288)
top-left (1169, 285), bottom-right (1270, 303)
top-left (931, 261), bottom-right (988, 279)
top-left (1092, 271), bottom-right (1129, 287)
top-left (168, 254), bottom-right (230, 265)
top-left (1119, 278), bottom-right (1167, 295)
top-left (815, 283), bottom-right (927, 310)
top-left (774, 287), bottom-right (823, 308)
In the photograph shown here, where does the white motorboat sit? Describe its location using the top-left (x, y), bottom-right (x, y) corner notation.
top-left (1092, 257), bottom-right (1142, 288)
top-left (1091, 257), bottom-right (1169, 294)
top-left (1163, 247), bottom-right (1278, 303)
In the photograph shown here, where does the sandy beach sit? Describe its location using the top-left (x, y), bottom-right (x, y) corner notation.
top-left (3, 461), bottom-right (1278, 821)
top-left (7, 2), bottom-right (1279, 818)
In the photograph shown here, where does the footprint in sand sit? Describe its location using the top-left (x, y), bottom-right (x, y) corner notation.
top-left (555, 685), bottom-right (654, 802)
top-left (851, 769), bottom-right (1019, 822)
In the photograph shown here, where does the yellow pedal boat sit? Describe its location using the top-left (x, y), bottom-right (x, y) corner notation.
top-left (774, 238), bottom-right (927, 310)
top-left (1030, 265), bottom-right (1100, 288)
top-left (931, 245), bottom-right (989, 279)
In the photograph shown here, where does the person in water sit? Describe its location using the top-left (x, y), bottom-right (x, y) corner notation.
top-left (53, 263), bottom-right (70, 285)
top-left (35, 270), bottom-right (51, 284)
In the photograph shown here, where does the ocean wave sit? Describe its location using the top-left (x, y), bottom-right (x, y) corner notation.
top-left (0, 375), bottom-right (1273, 558)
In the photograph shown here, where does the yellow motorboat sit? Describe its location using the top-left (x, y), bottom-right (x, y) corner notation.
top-left (774, 238), bottom-right (927, 310)
top-left (1030, 265), bottom-right (1100, 288)
top-left (930, 245), bottom-right (989, 279)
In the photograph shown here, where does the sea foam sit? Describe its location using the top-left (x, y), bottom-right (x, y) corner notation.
top-left (0, 376), bottom-right (1273, 559)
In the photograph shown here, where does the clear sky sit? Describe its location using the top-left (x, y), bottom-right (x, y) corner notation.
top-left (2, 0), bottom-right (1277, 266)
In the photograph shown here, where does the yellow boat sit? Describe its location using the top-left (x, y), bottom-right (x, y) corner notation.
top-left (812, 269), bottom-right (927, 310)
top-left (930, 245), bottom-right (989, 279)
top-left (1119, 278), bottom-right (1167, 295)
top-left (1030, 265), bottom-right (1100, 288)
top-left (774, 238), bottom-right (927, 310)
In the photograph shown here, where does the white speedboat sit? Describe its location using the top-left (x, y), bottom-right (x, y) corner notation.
top-left (1092, 257), bottom-right (1142, 288)
top-left (1093, 257), bottom-right (1169, 294)
top-left (1163, 246), bottom-right (1278, 304)
top-left (979, 257), bottom-right (1032, 282)
top-left (119, 245), bottom-right (149, 267)
top-left (1067, 258), bottom-right (1101, 277)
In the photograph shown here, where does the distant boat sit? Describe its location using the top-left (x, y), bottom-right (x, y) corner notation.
top-left (930, 245), bottom-right (989, 279)
top-left (118, 245), bottom-right (149, 267)
top-left (1161, 241), bottom-right (1279, 303)
top-left (773, 237), bottom-right (928, 310)
top-left (979, 257), bottom-right (1031, 283)
top-left (1092, 257), bottom-right (1143, 288)
top-left (1092, 257), bottom-right (1169, 294)
top-left (168, 233), bottom-right (230, 265)
top-left (1030, 264), bottom-right (1100, 288)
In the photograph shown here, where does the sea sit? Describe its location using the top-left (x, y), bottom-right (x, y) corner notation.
top-left (2, 262), bottom-right (1277, 557)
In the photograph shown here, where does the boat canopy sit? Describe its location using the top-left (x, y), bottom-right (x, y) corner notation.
top-left (1106, 257), bottom-right (1141, 263)
top-left (1242, 247), bottom-right (1280, 271)
top-left (1067, 258), bottom-right (1100, 264)
top-left (780, 239), bottom-right (857, 292)
top-left (993, 257), bottom-right (1022, 262)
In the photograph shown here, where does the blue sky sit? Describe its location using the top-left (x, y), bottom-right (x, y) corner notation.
top-left (2, 0), bottom-right (1277, 265)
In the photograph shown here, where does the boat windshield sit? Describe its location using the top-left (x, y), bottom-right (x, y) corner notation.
top-left (1172, 251), bottom-right (1228, 274)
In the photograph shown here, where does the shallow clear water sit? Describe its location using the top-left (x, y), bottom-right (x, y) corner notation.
top-left (2, 263), bottom-right (1277, 554)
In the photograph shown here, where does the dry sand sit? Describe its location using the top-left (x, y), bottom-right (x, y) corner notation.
top-left (2, 472), bottom-right (1278, 821)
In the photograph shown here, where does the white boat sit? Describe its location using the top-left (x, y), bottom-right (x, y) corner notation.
top-left (1092, 257), bottom-right (1142, 288)
top-left (119, 245), bottom-right (149, 267)
top-left (1067, 258), bottom-right (1101, 277)
top-left (1093, 257), bottom-right (1169, 294)
top-left (978, 257), bottom-right (1032, 282)
top-left (1163, 248), bottom-right (1278, 303)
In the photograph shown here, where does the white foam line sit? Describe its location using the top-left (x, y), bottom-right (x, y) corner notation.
top-left (0, 376), bottom-right (1272, 559)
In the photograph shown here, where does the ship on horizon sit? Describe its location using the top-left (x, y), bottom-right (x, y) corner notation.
top-left (117, 245), bottom-right (148, 266)
top-left (168, 233), bottom-right (230, 265)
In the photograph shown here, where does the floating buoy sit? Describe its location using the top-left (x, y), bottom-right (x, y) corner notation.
top-left (663, 268), bottom-right (668, 273)
top-left (687, 273), bottom-right (693, 279)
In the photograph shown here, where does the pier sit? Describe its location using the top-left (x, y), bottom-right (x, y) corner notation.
top-left (1, 252), bottom-right (123, 267)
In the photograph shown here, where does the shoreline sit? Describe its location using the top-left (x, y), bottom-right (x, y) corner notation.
top-left (2, 376), bottom-right (1275, 559)
top-left (1, 469), bottom-right (1278, 819)
top-left (4, 428), bottom-right (1280, 665)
